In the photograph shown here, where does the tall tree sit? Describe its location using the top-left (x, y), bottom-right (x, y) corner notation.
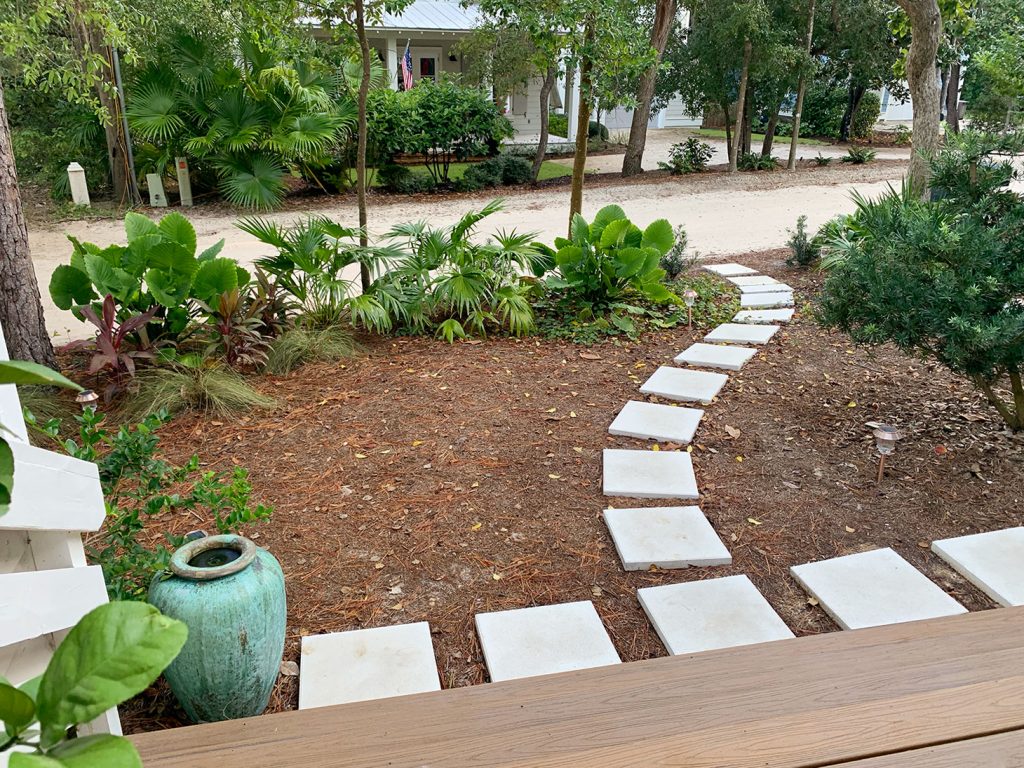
top-left (788, 0), bottom-right (816, 169)
top-left (0, 76), bottom-right (56, 367)
top-left (896, 0), bottom-right (943, 193)
top-left (729, 37), bottom-right (752, 172)
top-left (622, 0), bottom-right (677, 175)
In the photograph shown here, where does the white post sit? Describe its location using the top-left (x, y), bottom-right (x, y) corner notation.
top-left (66, 163), bottom-right (90, 207)
top-left (566, 61), bottom-right (581, 143)
top-left (387, 36), bottom-right (399, 91)
top-left (146, 174), bottom-right (168, 207)
top-left (175, 157), bottom-right (193, 207)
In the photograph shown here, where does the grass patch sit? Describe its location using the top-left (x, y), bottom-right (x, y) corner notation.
top-left (126, 365), bottom-right (276, 420)
top-left (690, 128), bottom-right (827, 146)
top-left (266, 326), bottom-right (360, 375)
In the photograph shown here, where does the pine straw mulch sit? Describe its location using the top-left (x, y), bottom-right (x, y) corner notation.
top-left (120, 249), bottom-right (1024, 733)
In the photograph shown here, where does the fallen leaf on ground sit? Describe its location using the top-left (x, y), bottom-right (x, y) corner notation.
top-left (725, 425), bottom-right (741, 438)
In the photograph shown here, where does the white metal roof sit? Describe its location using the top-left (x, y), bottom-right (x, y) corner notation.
top-left (373, 0), bottom-right (481, 32)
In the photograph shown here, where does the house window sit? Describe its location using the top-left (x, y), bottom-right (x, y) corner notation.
top-left (419, 57), bottom-right (437, 81)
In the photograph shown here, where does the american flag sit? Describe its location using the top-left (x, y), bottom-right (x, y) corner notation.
top-left (401, 41), bottom-right (413, 90)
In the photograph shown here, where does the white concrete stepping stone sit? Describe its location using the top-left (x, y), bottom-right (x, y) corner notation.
top-left (603, 506), bottom-right (731, 570)
top-left (674, 343), bottom-right (756, 371)
top-left (639, 366), bottom-right (729, 404)
top-left (733, 308), bottom-right (795, 324)
top-left (728, 275), bottom-right (780, 287)
top-left (704, 263), bottom-right (758, 276)
top-left (639, 575), bottom-right (794, 655)
top-left (932, 527), bottom-right (1024, 607)
top-left (603, 448), bottom-right (698, 499)
top-left (790, 548), bottom-right (967, 630)
top-left (608, 400), bottom-right (704, 444)
top-left (298, 622), bottom-right (440, 709)
top-left (738, 282), bottom-right (793, 294)
top-left (704, 323), bottom-right (779, 345)
top-left (741, 292), bottom-right (793, 309)
top-left (475, 601), bottom-right (620, 682)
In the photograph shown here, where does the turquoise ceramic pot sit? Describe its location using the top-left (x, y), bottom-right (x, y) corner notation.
top-left (149, 534), bottom-right (286, 723)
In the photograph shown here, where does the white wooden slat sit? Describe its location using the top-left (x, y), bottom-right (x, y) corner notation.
top-left (0, 442), bottom-right (106, 532)
top-left (0, 323), bottom-right (29, 444)
top-left (0, 565), bottom-right (108, 646)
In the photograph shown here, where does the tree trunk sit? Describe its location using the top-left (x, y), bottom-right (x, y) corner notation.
top-left (760, 99), bottom-right (783, 157)
top-left (788, 0), bottom-right (816, 171)
top-left (355, 0), bottom-right (372, 291)
top-left (532, 65), bottom-right (558, 182)
top-left (946, 59), bottom-right (961, 133)
top-left (839, 82), bottom-right (866, 141)
top-left (938, 66), bottom-right (948, 121)
top-left (0, 76), bottom-right (56, 368)
top-left (897, 0), bottom-right (943, 196)
top-left (729, 38), bottom-right (752, 173)
top-left (741, 81), bottom-right (754, 155)
top-left (721, 100), bottom-right (733, 165)
top-left (569, 24), bottom-right (595, 227)
top-left (622, 0), bottom-right (677, 176)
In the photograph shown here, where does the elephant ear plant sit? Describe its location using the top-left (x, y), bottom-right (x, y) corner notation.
top-left (0, 602), bottom-right (187, 767)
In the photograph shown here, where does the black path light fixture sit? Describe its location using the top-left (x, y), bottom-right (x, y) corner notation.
top-left (871, 424), bottom-right (901, 484)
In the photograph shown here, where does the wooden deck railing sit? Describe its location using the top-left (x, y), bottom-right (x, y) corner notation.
top-left (133, 606), bottom-right (1024, 767)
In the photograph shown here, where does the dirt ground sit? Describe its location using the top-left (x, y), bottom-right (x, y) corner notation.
top-left (119, 249), bottom-right (1024, 734)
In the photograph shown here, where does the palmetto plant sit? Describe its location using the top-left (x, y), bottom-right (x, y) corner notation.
top-left (128, 33), bottom-right (355, 208)
top-left (375, 199), bottom-right (548, 340)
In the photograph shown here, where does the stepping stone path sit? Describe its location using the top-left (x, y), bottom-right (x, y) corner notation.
top-left (704, 323), bottom-right (779, 345)
top-left (298, 622), bottom-right (440, 709)
top-left (475, 601), bottom-right (620, 682)
top-left (790, 548), bottom-right (968, 630)
top-left (640, 366), bottom-right (729, 404)
top-left (639, 575), bottom-right (794, 654)
top-left (932, 527), bottom-right (1024, 607)
top-left (704, 262), bottom-right (758, 276)
top-left (733, 308), bottom-right (795, 324)
top-left (736, 282), bottom-right (794, 294)
top-left (674, 343), bottom-right (757, 371)
top-left (603, 448), bottom-right (698, 499)
top-left (740, 291), bottom-right (794, 309)
top-left (603, 506), bottom-right (731, 570)
top-left (608, 400), bottom-right (704, 444)
top-left (727, 275), bottom-right (781, 287)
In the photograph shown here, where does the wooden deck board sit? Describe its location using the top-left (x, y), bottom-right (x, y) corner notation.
top-left (836, 729), bottom-right (1024, 766)
top-left (133, 607), bottom-right (1024, 768)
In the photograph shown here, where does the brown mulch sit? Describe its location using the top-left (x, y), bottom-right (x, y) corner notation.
top-left (119, 249), bottom-right (1024, 733)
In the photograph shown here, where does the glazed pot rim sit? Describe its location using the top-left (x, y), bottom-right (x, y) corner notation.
top-left (170, 534), bottom-right (257, 581)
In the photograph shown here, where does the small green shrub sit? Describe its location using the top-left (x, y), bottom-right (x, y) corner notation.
top-left (127, 362), bottom-right (276, 420)
top-left (814, 153), bottom-right (833, 166)
top-left (852, 91), bottom-right (882, 139)
top-left (738, 152), bottom-right (779, 171)
top-left (458, 154), bottom-right (534, 191)
top-left (660, 224), bottom-right (694, 279)
top-left (548, 114), bottom-right (569, 138)
top-left (892, 125), bottom-right (912, 146)
top-left (842, 146), bottom-right (877, 164)
top-left (659, 137), bottom-right (714, 174)
top-left (786, 214), bottom-right (820, 267)
top-left (801, 83), bottom-right (849, 138)
top-left (588, 120), bottom-right (610, 141)
top-left (496, 154), bottom-right (534, 184)
top-left (378, 163), bottom-right (436, 194)
top-left (266, 326), bottom-right (359, 374)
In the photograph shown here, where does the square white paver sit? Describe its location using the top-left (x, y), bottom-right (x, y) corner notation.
top-left (741, 292), bottom-right (793, 309)
top-left (475, 601), bottom-right (620, 682)
top-left (674, 343), bottom-right (757, 371)
top-left (738, 282), bottom-right (793, 294)
top-left (603, 506), bottom-right (731, 570)
top-left (727, 275), bottom-right (780, 287)
top-left (704, 323), bottom-right (780, 345)
top-left (931, 527), bottom-right (1024, 607)
top-left (639, 366), bottom-right (729, 404)
top-left (639, 575), bottom-right (794, 654)
top-left (704, 263), bottom-right (758, 276)
top-left (733, 308), bottom-right (795, 324)
top-left (603, 448), bottom-right (698, 499)
top-left (608, 400), bottom-right (704, 444)
top-left (299, 622), bottom-right (440, 709)
top-left (790, 548), bottom-right (968, 630)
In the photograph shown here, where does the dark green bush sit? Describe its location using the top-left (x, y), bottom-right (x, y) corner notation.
top-left (801, 84), bottom-right (848, 138)
top-left (378, 163), bottom-right (435, 194)
top-left (659, 137), bottom-right (714, 174)
top-left (738, 153), bottom-right (779, 171)
top-left (588, 120), bottom-right (610, 141)
top-left (497, 154), bottom-right (533, 184)
top-left (458, 159), bottom-right (505, 191)
top-left (842, 146), bottom-right (877, 164)
top-left (549, 114), bottom-right (569, 138)
top-left (786, 215), bottom-right (819, 267)
top-left (852, 91), bottom-right (881, 139)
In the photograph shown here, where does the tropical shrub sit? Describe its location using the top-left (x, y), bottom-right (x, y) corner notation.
top-left (660, 224), bottom-right (693, 279)
top-left (548, 114), bottom-right (569, 138)
top-left (786, 214), bottom-right (819, 267)
top-left (801, 83), bottom-right (848, 138)
top-left (0, 601), bottom-right (185, 766)
top-left (842, 146), bottom-right (877, 164)
top-left (377, 163), bottom-right (435, 194)
top-left (738, 153), bottom-right (779, 171)
top-left (659, 137), bottom-right (714, 174)
top-left (852, 91), bottom-right (882, 139)
top-left (68, 296), bottom-right (158, 400)
top-left (588, 120), bottom-right (610, 141)
top-left (372, 200), bottom-right (546, 340)
top-left (33, 406), bottom-right (273, 599)
top-left (816, 133), bottom-right (1024, 430)
top-left (458, 155), bottom-right (534, 191)
top-left (128, 33), bottom-right (355, 208)
top-left (814, 153), bottom-right (833, 166)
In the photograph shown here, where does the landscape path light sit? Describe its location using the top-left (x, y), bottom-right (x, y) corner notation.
top-left (872, 424), bottom-right (901, 484)
top-left (75, 389), bottom-right (99, 410)
top-left (683, 289), bottom-right (698, 328)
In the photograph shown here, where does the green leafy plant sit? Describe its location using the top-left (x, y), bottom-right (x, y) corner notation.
top-left (817, 134), bottom-right (1024, 430)
top-left (194, 287), bottom-right (273, 370)
top-left (892, 124), bottom-right (912, 146)
top-left (548, 113), bottom-right (568, 138)
top-left (457, 154), bottom-right (534, 191)
top-left (842, 146), bottom-right (877, 164)
top-left (658, 137), bottom-right (714, 174)
top-left (786, 215), bottom-right (820, 267)
top-left (33, 407), bottom-right (273, 599)
top-left (377, 163), bottom-right (435, 194)
top-left (0, 601), bottom-right (186, 767)
top-left (660, 224), bottom-right (694, 279)
top-left (814, 153), bottom-right (833, 166)
top-left (738, 152), bottom-right (779, 171)
top-left (67, 296), bottom-right (159, 400)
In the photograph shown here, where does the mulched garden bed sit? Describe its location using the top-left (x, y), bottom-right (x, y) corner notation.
top-left (119, 249), bottom-right (1024, 733)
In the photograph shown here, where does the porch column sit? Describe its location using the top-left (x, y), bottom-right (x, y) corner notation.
top-left (565, 59), bottom-right (580, 142)
top-left (386, 36), bottom-right (399, 90)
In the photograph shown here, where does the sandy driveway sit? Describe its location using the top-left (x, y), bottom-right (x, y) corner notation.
top-left (30, 142), bottom-right (909, 342)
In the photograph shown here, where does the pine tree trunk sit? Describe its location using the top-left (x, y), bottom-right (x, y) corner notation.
top-left (622, 0), bottom-right (676, 176)
top-left (569, 24), bottom-right (595, 227)
top-left (0, 76), bottom-right (56, 367)
top-left (355, 0), bottom-right (372, 290)
top-left (729, 38), bottom-right (752, 173)
top-left (531, 66), bottom-right (558, 182)
top-left (760, 99), bottom-right (782, 157)
top-left (788, 0), bottom-right (816, 171)
top-left (897, 0), bottom-right (943, 196)
top-left (946, 59), bottom-right (961, 133)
